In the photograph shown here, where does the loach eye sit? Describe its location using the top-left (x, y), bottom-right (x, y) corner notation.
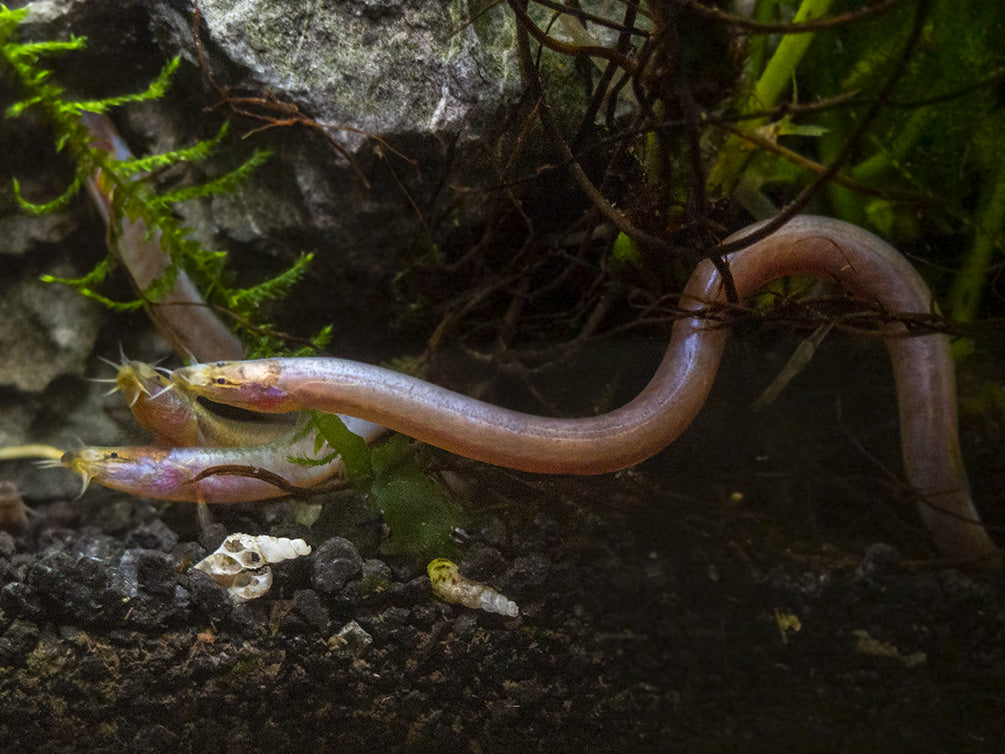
top-left (216, 377), bottom-right (227, 385)
top-left (108, 452), bottom-right (118, 458)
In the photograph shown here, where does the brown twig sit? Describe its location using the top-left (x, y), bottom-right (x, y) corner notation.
top-left (508, 0), bottom-right (742, 302)
top-left (188, 464), bottom-right (348, 499)
top-left (507, 0), bottom-right (639, 75)
top-left (716, 121), bottom-right (936, 204)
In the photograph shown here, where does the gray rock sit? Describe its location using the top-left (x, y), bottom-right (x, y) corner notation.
top-left (186, 0), bottom-right (517, 147)
top-left (336, 618), bottom-right (372, 655)
top-left (312, 536), bottom-right (364, 596)
top-left (126, 519), bottom-right (180, 552)
top-left (0, 263), bottom-right (105, 392)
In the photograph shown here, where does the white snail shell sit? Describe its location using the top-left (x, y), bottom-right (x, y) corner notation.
top-left (428, 558), bottom-right (519, 618)
top-left (194, 533), bottom-right (311, 602)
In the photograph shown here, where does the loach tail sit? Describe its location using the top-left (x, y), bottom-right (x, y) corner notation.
top-left (0, 444), bottom-right (66, 462)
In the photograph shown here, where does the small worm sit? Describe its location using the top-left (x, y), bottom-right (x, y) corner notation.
top-left (427, 558), bottom-right (519, 617)
top-left (170, 216), bottom-right (1000, 564)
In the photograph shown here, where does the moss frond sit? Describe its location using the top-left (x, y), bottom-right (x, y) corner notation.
top-left (71, 55), bottom-right (180, 113)
top-left (12, 173), bottom-right (82, 215)
top-left (112, 121), bottom-right (231, 176)
top-left (227, 252), bottom-right (315, 313)
top-left (156, 147), bottom-right (271, 204)
top-left (40, 257), bottom-right (146, 312)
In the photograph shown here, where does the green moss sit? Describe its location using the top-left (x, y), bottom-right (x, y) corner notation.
top-left (0, 5), bottom-right (330, 356)
top-left (358, 571), bottom-right (392, 598)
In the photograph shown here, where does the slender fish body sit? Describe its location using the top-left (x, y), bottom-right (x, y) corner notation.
top-left (170, 217), bottom-right (999, 563)
top-left (61, 431), bottom-right (342, 504)
top-left (65, 141), bottom-right (1001, 566)
top-left (80, 112), bottom-right (245, 363)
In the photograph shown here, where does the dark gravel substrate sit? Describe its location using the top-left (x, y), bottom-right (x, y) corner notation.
top-left (1, 462), bottom-right (1002, 752)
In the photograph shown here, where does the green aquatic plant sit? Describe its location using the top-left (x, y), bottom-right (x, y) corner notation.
top-left (716, 0), bottom-right (1004, 344)
top-left (577, 0), bottom-right (1002, 352)
top-left (305, 411), bottom-right (463, 561)
top-left (0, 5), bottom-right (329, 357)
top-left (706, 0), bottom-right (837, 198)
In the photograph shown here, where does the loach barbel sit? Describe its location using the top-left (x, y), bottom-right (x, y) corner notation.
top-left (169, 216), bottom-right (1000, 565)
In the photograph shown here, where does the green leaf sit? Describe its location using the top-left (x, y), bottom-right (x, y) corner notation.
top-left (772, 116), bottom-right (827, 138)
top-left (368, 435), bottom-right (463, 561)
top-left (305, 411), bottom-right (372, 485)
top-left (370, 475), bottom-right (461, 560)
top-left (610, 231), bottom-right (643, 270)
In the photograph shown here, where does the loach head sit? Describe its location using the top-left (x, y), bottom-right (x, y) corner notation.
top-left (61, 446), bottom-right (170, 499)
top-left (60, 447), bottom-right (118, 497)
top-left (94, 355), bottom-right (167, 407)
top-left (171, 360), bottom-right (293, 412)
top-left (98, 356), bottom-right (203, 446)
top-left (94, 355), bottom-right (166, 408)
top-left (114, 360), bottom-right (167, 407)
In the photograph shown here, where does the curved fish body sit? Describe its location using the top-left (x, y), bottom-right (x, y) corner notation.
top-left (170, 216), bottom-right (999, 563)
top-left (80, 111), bottom-right (244, 363)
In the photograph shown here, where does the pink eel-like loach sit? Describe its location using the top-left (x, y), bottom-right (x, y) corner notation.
top-left (174, 216), bottom-right (1000, 565)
